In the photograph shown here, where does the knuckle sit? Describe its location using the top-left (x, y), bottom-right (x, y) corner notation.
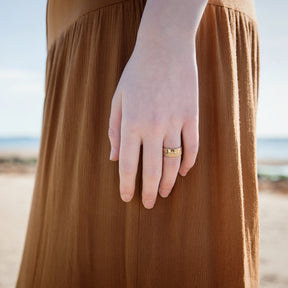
top-left (123, 120), bottom-right (139, 135)
top-left (182, 159), bottom-right (196, 170)
top-left (122, 116), bottom-right (143, 135)
top-left (148, 112), bottom-right (165, 124)
top-left (144, 168), bottom-right (161, 181)
top-left (159, 182), bottom-right (174, 191)
top-left (108, 126), bottom-right (116, 138)
top-left (186, 142), bottom-right (199, 154)
top-left (120, 162), bottom-right (135, 177)
top-left (169, 114), bottom-right (182, 128)
top-left (149, 123), bottom-right (164, 135)
top-left (184, 108), bottom-right (198, 122)
top-left (122, 112), bottom-right (138, 124)
top-left (146, 115), bottom-right (165, 132)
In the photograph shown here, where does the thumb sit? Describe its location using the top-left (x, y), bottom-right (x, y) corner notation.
top-left (108, 91), bottom-right (122, 161)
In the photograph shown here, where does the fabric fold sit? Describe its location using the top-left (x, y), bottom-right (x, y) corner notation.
top-left (16, 0), bottom-right (260, 287)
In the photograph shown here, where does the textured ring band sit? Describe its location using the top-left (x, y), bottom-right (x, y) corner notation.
top-left (163, 146), bottom-right (182, 158)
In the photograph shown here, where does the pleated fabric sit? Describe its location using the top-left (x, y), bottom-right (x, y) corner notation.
top-left (16, 0), bottom-right (260, 287)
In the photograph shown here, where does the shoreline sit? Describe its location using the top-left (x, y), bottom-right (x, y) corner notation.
top-left (1, 148), bottom-right (288, 164)
top-left (1, 149), bottom-right (288, 163)
top-left (0, 149), bottom-right (287, 195)
top-left (258, 159), bottom-right (288, 166)
top-left (0, 149), bottom-right (38, 174)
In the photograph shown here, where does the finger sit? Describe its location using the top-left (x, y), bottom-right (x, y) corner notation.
top-left (108, 91), bottom-right (122, 161)
top-left (142, 135), bottom-right (163, 209)
top-left (179, 117), bottom-right (199, 176)
top-left (158, 130), bottom-right (181, 198)
top-left (119, 120), bottom-right (141, 202)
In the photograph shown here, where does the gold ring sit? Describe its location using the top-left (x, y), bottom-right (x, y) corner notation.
top-left (163, 146), bottom-right (182, 158)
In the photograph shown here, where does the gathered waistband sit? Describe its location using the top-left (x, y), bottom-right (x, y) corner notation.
top-left (46, 0), bottom-right (257, 52)
top-left (208, 0), bottom-right (256, 22)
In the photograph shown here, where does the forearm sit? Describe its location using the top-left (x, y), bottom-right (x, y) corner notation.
top-left (137, 0), bottom-right (208, 43)
top-left (109, 1), bottom-right (204, 205)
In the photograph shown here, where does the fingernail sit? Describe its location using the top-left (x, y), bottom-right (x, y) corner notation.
top-left (159, 189), bottom-right (170, 198)
top-left (180, 169), bottom-right (188, 176)
top-left (143, 199), bottom-right (155, 209)
top-left (121, 193), bottom-right (131, 202)
top-left (109, 147), bottom-right (115, 160)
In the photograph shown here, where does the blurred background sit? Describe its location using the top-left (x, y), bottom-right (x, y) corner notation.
top-left (0, 0), bottom-right (287, 287)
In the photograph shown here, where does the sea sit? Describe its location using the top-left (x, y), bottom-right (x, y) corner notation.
top-left (0, 136), bottom-right (40, 151)
top-left (0, 136), bottom-right (287, 178)
top-left (256, 138), bottom-right (288, 179)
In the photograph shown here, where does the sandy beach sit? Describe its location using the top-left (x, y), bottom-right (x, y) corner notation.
top-left (0, 151), bottom-right (288, 287)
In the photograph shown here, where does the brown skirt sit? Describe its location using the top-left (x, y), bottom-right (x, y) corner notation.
top-left (16, 0), bottom-right (260, 287)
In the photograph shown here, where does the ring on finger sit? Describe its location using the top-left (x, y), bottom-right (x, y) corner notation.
top-left (163, 146), bottom-right (182, 158)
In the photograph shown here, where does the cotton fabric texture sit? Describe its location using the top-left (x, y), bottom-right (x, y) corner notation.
top-left (16, 0), bottom-right (260, 287)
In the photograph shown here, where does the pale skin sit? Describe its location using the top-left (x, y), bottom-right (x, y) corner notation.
top-left (108, 0), bottom-right (208, 209)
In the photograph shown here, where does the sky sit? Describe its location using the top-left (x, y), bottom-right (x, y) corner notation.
top-left (0, 0), bottom-right (287, 138)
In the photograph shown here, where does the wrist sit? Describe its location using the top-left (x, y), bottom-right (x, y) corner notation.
top-left (135, 27), bottom-right (197, 59)
top-left (137, 24), bottom-right (197, 45)
top-left (136, 0), bottom-right (208, 46)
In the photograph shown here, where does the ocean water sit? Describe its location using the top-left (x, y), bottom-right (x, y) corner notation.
top-left (0, 137), bottom-right (40, 150)
top-left (257, 138), bottom-right (288, 179)
top-left (0, 137), bottom-right (287, 177)
top-left (257, 138), bottom-right (288, 162)
top-left (1, 137), bottom-right (287, 159)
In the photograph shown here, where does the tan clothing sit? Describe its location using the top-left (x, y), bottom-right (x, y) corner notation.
top-left (16, 0), bottom-right (260, 286)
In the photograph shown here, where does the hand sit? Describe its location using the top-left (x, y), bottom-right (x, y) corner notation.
top-left (108, 35), bottom-right (199, 209)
